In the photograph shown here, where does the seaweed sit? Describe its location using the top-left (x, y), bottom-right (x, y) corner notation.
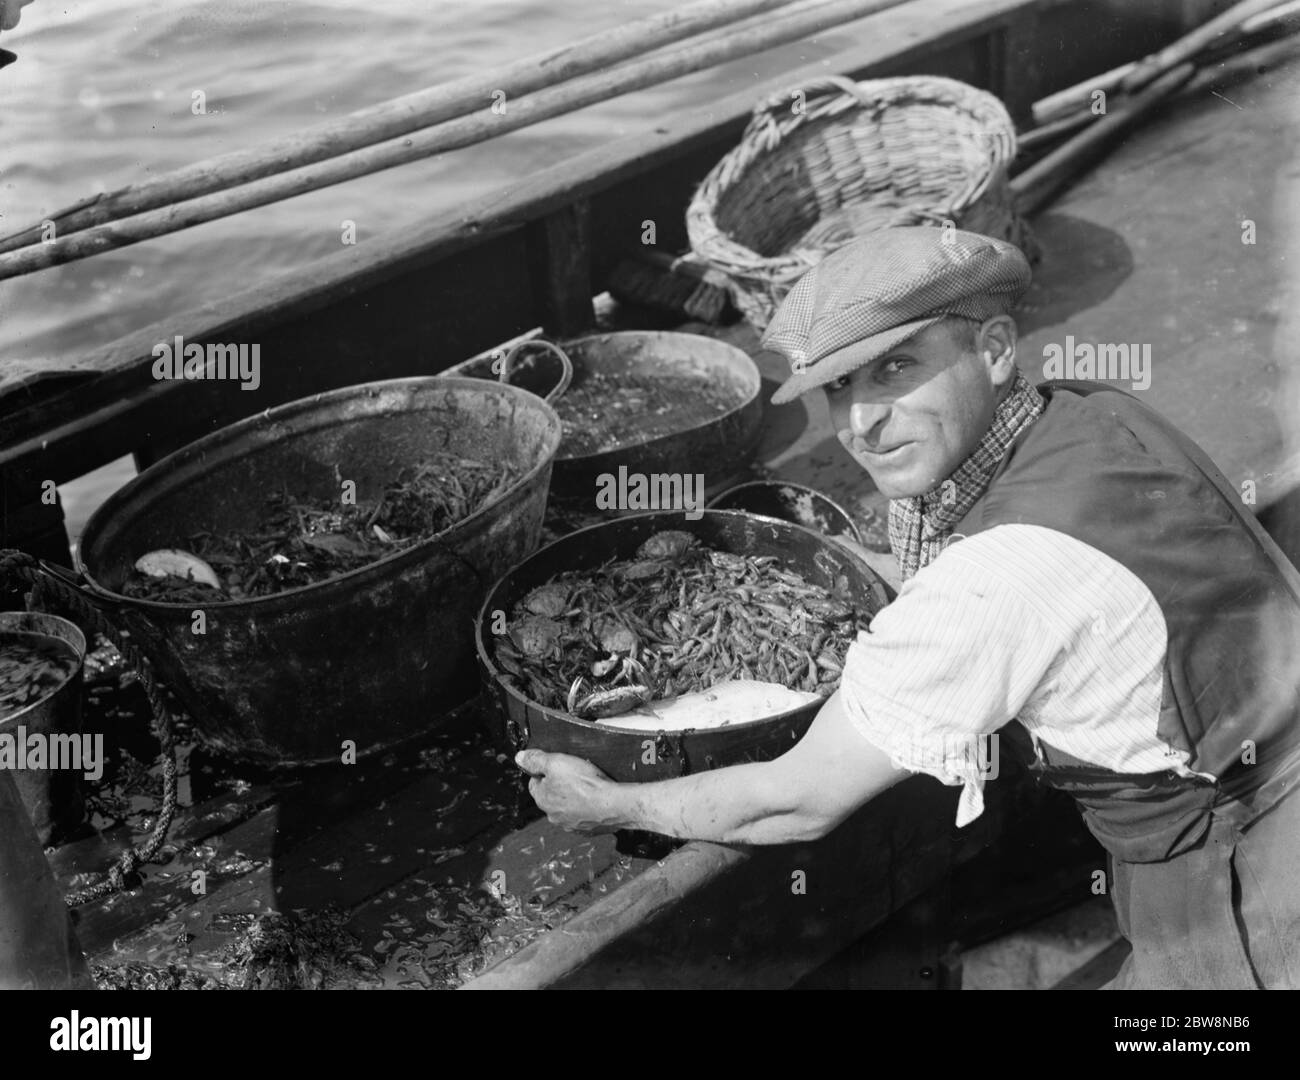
top-left (121, 451), bottom-right (520, 602)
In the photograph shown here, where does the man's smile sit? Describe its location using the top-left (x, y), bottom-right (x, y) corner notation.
top-left (854, 438), bottom-right (911, 457)
top-left (845, 432), bottom-right (915, 462)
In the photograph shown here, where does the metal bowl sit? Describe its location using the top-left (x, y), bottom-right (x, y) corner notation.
top-left (77, 377), bottom-right (562, 766)
top-left (475, 510), bottom-right (891, 782)
top-left (706, 481), bottom-right (865, 545)
top-left (548, 331), bottom-right (763, 496)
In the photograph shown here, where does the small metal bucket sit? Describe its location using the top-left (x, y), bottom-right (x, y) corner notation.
top-left (0, 612), bottom-right (87, 846)
top-left (548, 332), bottom-right (764, 496)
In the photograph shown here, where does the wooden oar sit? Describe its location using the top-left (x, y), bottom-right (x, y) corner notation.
top-left (1010, 63), bottom-right (1198, 218)
top-left (1016, 27), bottom-right (1299, 163)
top-left (1031, 0), bottom-right (1298, 126)
top-left (1120, 0), bottom-right (1284, 93)
top-left (0, 0), bottom-right (795, 256)
top-left (1013, 0), bottom-right (1299, 193)
top-left (0, 0), bottom-right (911, 280)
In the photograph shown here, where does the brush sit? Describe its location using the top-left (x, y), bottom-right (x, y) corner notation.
top-left (607, 249), bottom-right (734, 324)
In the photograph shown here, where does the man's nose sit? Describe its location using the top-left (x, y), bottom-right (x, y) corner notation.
top-left (849, 401), bottom-right (889, 437)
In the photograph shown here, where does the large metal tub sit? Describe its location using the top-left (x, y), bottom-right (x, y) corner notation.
top-left (78, 377), bottom-right (562, 766)
top-left (476, 510), bottom-right (891, 782)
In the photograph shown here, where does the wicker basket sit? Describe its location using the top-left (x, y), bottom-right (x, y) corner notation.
top-left (686, 75), bottom-right (1036, 330)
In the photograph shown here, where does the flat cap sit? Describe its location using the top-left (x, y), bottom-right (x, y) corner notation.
top-left (763, 226), bottom-right (1032, 405)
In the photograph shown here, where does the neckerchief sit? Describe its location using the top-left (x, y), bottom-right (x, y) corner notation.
top-left (887, 372), bottom-right (1044, 580)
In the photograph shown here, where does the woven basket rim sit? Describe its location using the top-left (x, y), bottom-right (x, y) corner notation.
top-left (686, 74), bottom-right (1018, 278)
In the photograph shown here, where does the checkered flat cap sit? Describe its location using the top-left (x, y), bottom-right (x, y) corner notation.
top-left (763, 226), bottom-right (1032, 405)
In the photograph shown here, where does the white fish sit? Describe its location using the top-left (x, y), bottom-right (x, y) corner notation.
top-left (598, 679), bottom-right (821, 732)
top-left (133, 549), bottom-right (222, 589)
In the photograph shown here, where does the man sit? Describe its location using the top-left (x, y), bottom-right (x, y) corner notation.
top-left (517, 226), bottom-right (1300, 990)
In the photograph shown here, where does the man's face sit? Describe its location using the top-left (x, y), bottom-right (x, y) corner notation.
top-left (822, 318), bottom-right (1011, 498)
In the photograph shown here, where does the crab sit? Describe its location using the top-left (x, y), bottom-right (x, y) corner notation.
top-left (590, 648), bottom-right (648, 680)
top-left (801, 598), bottom-right (855, 623)
top-left (594, 618), bottom-right (639, 657)
top-left (617, 560), bottom-right (666, 582)
top-left (636, 530), bottom-right (696, 560)
top-left (567, 675), bottom-right (653, 719)
top-left (508, 615), bottom-right (563, 660)
top-left (707, 550), bottom-right (747, 574)
top-left (523, 583), bottom-right (570, 617)
top-left (568, 654), bottom-right (654, 719)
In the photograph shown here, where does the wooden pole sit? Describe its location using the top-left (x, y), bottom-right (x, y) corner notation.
top-left (1031, 0), bottom-right (1296, 125)
top-left (0, 0), bottom-right (911, 280)
top-left (1031, 58), bottom-right (1137, 128)
top-left (1182, 29), bottom-right (1300, 92)
top-left (0, 0), bottom-right (795, 255)
top-left (1011, 64), bottom-right (1197, 218)
top-left (1015, 109), bottom-right (1094, 154)
top-left (1023, 29), bottom-right (1300, 159)
top-left (1120, 0), bottom-right (1283, 93)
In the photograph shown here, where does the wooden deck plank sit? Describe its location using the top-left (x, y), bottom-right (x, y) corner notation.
top-left (69, 699), bottom-right (501, 959)
top-left (92, 746), bottom-right (529, 967)
top-left (1014, 52), bottom-right (1300, 515)
top-left (464, 776), bottom-right (956, 989)
top-left (342, 821), bottom-right (650, 988)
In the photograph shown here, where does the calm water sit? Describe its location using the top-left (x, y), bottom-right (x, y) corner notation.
top-left (0, 0), bottom-right (864, 359)
top-left (0, 0), bottom-right (867, 535)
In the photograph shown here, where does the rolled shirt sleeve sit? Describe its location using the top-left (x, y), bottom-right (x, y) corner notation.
top-left (840, 538), bottom-right (1067, 826)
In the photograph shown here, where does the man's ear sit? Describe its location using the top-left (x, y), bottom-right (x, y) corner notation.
top-left (978, 315), bottom-right (1018, 387)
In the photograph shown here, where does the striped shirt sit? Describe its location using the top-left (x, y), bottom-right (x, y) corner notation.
top-left (840, 522), bottom-right (1213, 827)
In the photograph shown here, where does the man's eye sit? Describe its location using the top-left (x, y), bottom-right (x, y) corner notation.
top-left (883, 357), bottom-right (914, 375)
top-left (825, 374), bottom-right (852, 392)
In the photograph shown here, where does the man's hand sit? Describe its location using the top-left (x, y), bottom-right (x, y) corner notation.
top-left (513, 692), bottom-right (910, 845)
top-left (1, 0), bottom-right (36, 32)
top-left (515, 749), bottom-right (624, 834)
